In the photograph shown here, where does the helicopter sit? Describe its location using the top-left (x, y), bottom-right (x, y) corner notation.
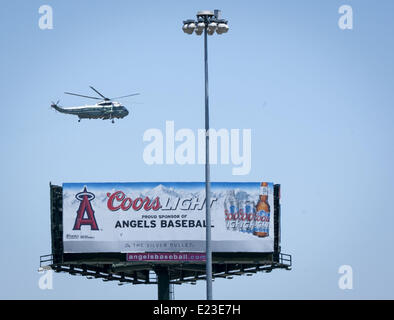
top-left (51, 86), bottom-right (139, 123)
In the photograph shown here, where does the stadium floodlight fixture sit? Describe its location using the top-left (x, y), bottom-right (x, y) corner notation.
top-left (195, 22), bottom-right (205, 35)
top-left (216, 20), bottom-right (229, 35)
top-left (182, 19), bottom-right (196, 34)
top-left (182, 10), bottom-right (229, 37)
top-left (207, 22), bottom-right (217, 35)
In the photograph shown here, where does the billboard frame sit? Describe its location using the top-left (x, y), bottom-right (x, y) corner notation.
top-left (40, 183), bottom-right (291, 299)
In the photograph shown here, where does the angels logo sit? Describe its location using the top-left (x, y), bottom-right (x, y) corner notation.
top-left (73, 187), bottom-right (99, 231)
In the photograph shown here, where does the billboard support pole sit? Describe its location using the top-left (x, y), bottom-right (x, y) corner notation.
top-left (156, 267), bottom-right (170, 300)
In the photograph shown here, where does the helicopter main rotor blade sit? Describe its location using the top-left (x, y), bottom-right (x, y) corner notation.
top-left (64, 92), bottom-right (102, 100)
top-left (89, 86), bottom-right (108, 100)
top-left (110, 93), bottom-right (140, 100)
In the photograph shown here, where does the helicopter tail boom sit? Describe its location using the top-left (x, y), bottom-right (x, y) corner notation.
top-left (51, 102), bottom-right (67, 113)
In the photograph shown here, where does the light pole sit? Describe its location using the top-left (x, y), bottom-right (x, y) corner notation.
top-left (182, 10), bottom-right (229, 301)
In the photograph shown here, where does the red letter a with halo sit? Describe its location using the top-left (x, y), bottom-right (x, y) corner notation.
top-left (73, 186), bottom-right (99, 231)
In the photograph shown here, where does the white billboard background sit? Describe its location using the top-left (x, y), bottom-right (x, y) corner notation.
top-left (63, 182), bottom-right (275, 253)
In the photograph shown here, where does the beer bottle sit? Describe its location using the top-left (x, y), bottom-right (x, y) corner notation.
top-left (253, 182), bottom-right (270, 238)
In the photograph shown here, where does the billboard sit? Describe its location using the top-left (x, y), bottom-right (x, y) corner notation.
top-left (63, 182), bottom-right (275, 254)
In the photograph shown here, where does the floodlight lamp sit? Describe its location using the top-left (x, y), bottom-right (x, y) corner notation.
top-left (217, 22), bottom-right (229, 34)
top-left (195, 22), bottom-right (205, 35)
top-left (183, 20), bottom-right (196, 34)
top-left (187, 22), bottom-right (196, 34)
top-left (207, 22), bottom-right (217, 35)
top-left (182, 24), bottom-right (191, 34)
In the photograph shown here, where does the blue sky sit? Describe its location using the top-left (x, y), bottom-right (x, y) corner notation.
top-left (0, 0), bottom-right (393, 299)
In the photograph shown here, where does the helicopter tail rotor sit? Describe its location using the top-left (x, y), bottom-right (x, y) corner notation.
top-left (51, 100), bottom-right (62, 112)
top-left (51, 100), bottom-right (60, 107)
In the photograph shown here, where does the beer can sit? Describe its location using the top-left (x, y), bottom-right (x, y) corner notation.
top-left (230, 199), bottom-right (238, 231)
top-left (238, 200), bottom-right (246, 233)
top-left (243, 200), bottom-right (253, 233)
top-left (224, 198), bottom-right (231, 231)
